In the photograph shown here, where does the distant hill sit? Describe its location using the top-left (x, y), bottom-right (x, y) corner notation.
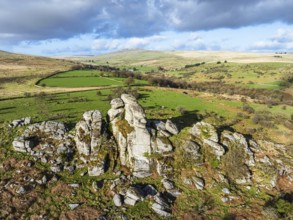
top-left (61, 49), bottom-right (293, 69)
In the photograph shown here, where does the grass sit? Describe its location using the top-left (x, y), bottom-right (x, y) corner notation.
top-left (243, 81), bottom-right (285, 90)
top-left (0, 87), bottom-right (291, 123)
top-left (0, 89), bottom-right (112, 123)
top-left (37, 70), bottom-right (148, 87)
top-left (39, 77), bottom-right (125, 87)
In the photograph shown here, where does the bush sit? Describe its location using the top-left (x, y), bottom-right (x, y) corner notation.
top-left (242, 103), bottom-right (255, 114)
top-left (176, 106), bottom-right (187, 115)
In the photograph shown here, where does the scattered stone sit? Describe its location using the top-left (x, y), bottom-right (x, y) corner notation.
top-left (165, 120), bottom-right (179, 135)
top-left (222, 188), bottom-right (230, 194)
top-left (68, 204), bottom-right (79, 210)
top-left (161, 178), bottom-right (175, 190)
top-left (88, 164), bottom-right (105, 176)
top-left (50, 165), bottom-right (63, 173)
top-left (124, 186), bottom-right (143, 206)
top-left (142, 185), bottom-right (158, 196)
top-left (16, 186), bottom-right (26, 194)
top-left (12, 136), bottom-right (36, 153)
top-left (113, 194), bottom-right (123, 207)
top-left (10, 117), bottom-right (31, 128)
top-left (151, 194), bottom-right (172, 217)
top-left (68, 183), bottom-right (80, 188)
top-left (192, 176), bottom-right (205, 190)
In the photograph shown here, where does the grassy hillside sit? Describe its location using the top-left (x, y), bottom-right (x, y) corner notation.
top-left (0, 50), bottom-right (76, 97)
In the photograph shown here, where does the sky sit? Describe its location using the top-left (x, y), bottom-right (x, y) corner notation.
top-left (0, 0), bottom-right (293, 56)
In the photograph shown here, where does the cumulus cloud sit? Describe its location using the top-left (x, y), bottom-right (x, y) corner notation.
top-left (251, 28), bottom-right (293, 51)
top-left (12, 31), bottom-right (214, 55)
top-left (1, 0), bottom-right (293, 46)
top-left (91, 32), bottom-right (211, 53)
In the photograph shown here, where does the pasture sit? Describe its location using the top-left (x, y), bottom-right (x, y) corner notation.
top-left (0, 87), bottom-right (291, 144)
top-left (37, 70), bottom-right (148, 87)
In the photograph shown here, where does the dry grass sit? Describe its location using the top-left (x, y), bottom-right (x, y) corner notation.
top-left (0, 50), bottom-right (77, 98)
top-left (171, 50), bottom-right (293, 63)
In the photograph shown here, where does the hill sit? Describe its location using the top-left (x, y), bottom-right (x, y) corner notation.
top-left (0, 50), bottom-right (76, 97)
top-left (61, 49), bottom-right (293, 68)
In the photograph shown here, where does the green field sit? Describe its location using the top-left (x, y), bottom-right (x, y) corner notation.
top-left (38, 70), bottom-right (148, 87)
top-left (0, 88), bottom-right (291, 125)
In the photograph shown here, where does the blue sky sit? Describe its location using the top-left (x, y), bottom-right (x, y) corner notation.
top-left (0, 0), bottom-right (293, 56)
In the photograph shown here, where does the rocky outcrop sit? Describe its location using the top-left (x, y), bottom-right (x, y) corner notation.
top-left (190, 121), bottom-right (218, 142)
top-left (190, 122), bottom-right (225, 158)
top-left (9, 94), bottom-right (293, 219)
top-left (10, 117), bottom-right (31, 128)
top-left (74, 110), bottom-right (103, 156)
top-left (108, 95), bottom-right (152, 178)
top-left (108, 94), bottom-right (176, 178)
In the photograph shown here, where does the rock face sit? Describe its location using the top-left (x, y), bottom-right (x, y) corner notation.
top-left (108, 95), bottom-right (152, 178)
top-left (190, 122), bottom-right (225, 159)
top-left (108, 94), bottom-right (176, 178)
top-left (74, 110), bottom-right (103, 156)
top-left (190, 122), bottom-right (218, 142)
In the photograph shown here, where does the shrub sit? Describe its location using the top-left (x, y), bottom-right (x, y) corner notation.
top-left (176, 106), bottom-right (187, 115)
top-left (242, 103), bottom-right (255, 114)
top-left (124, 77), bottom-right (134, 86)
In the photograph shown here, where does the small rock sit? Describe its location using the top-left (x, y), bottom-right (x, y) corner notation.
top-left (113, 194), bottom-right (123, 207)
top-left (142, 185), bottom-right (158, 196)
top-left (68, 203), bottom-right (79, 210)
top-left (16, 186), bottom-right (26, 194)
top-left (42, 175), bottom-right (47, 184)
top-left (165, 120), bottom-right (179, 135)
top-left (151, 203), bottom-right (172, 217)
top-left (50, 165), bottom-right (62, 173)
top-left (161, 178), bottom-right (175, 190)
top-left (192, 176), bottom-right (205, 190)
top-left (151, 194), bottom-right (172, 217)
top-left (68, 183), bottom-right (80, 188)
top-left (88, 165), bottom-right (104, 176)
top-left (222, 188), bottom-right (230, 194)
top-left (41, 157), bottom-right (48, 164)
top-left (124, 186), bottom-right (143, 206)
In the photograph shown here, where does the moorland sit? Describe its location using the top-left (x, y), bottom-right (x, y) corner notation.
top-left (0, 49), bottom-right (292, 219)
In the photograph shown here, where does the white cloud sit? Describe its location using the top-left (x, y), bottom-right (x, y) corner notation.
top-left (251, 28), bottom-right (293, 51)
